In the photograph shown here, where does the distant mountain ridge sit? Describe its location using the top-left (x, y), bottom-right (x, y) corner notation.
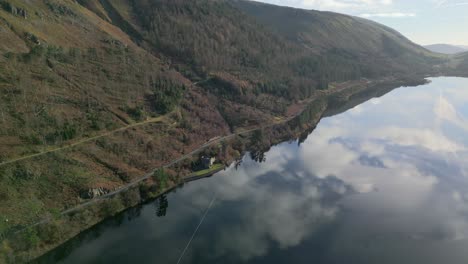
top-left (424, 44), bottom-right (468, 54)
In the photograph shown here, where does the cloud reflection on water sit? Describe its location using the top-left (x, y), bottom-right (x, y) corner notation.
top-left (182, 77), bottom-right (468, 262)
top-left (46, 78), bottom-right (468, 264)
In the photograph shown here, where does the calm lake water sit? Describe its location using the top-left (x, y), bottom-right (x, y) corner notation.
top-left (38, 77), bottom-right (468, 264)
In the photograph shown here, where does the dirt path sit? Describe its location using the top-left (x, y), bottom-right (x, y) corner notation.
top-left (0, 79), bottom-right (372, 168)
top-left (8, 78), bottom-right (379, 234)
top-left (0, 116), bottom-right (166, 167)
top-left (40, 104), bottom-right (306, 221)
top-left (16, 103), bottom-right (301, 234)
top-left (15, 124), bottom-right (259, 233)
top-left (71, 79), bottom-right (382, 211)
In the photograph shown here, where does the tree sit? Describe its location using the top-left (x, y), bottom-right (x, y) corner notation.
top-left (0, 241), bottom-right (13, 263)
top-left (152, 168), bottom-right (169, 191)
top-left (21, 228), bottom-right (40, 250)
top-left (155, 195), bottom-right (169, 217)
top-left (38, 220), bottom-right (62, 244)
top-left (150, 79), bottom-right (185, 114)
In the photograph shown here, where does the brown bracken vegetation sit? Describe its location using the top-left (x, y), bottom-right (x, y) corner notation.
top-left (0, 0), bottom-right (462, 262)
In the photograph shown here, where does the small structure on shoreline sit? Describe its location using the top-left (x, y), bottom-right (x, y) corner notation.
top-left (201, 156), bottom-right (216, 169)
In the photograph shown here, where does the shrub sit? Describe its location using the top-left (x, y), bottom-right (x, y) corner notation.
top-left (13, 164), bottom-right (36, 180)
top-left (0, 241), bottom-right (13, 263)
top-left (139, 183), bottom-right (151, 200)
top-left (101, 199), bottom-right (123, 218)
top-left (120, 188), bottom-right (141, 207)
top-left (45, 121), bottom-right (78, 143)
top-left (46, 1), bottom-right (76, 17)
top-left (149, 79), bottom-right (185, 114)
top-left (152, 168), bottom-right (169, 191)
top-left (20, 134), bottom-right (43, 145)
top-left (20, 228), bottom-right (40, 250)
top-left (38, 220), bottom-right (62, 244)
top-left (123, 105), bottom-right (145, 121)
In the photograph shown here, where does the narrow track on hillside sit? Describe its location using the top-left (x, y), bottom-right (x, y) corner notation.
top-left (0, 116), bottom-right (166, 167)
top-left (7, 79), bottom-right (380, 237)
top-left (10, 119), bottom-right (273, 235)
top-left (0, 79), bottom-right (369, 168)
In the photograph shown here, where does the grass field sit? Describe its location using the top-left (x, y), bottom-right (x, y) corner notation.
top-left (192, 164), bottom-right (225, 177)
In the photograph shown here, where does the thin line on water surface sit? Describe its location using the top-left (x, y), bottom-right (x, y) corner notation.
top-left (176, 194), bottom-right (216, 264)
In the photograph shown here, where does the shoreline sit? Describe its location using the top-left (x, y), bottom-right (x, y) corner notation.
top-left (4, 75), bottom-right (428, 263)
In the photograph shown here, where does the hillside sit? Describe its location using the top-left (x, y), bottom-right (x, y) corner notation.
top-left (79, 0), bottom-right (445, 93)
top-left (424, 44), bottom-right (468, 54)
top-left (450, 52), bottom-right (468, 76)
top-left (0, 0), bottom-right (449, 261)
top-left (232, 0), bottom-right (443, 76)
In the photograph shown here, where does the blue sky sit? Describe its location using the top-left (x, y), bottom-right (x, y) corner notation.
top-left (253, 0), bottom-right (468, 45)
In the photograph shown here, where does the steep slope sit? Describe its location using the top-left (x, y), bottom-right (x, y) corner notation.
top-left (232, 0), bottom-right (444, 76)
top-left (425, 44), bottom-right (468, 54)
top-left (0, 0), bottom-right (446, 261)
top-left (0, 1), bottom-right (231, 256)
top-left (79, 0), bottom-right (444, 98)
top-left (450, 52), bottom-right (468, 76)
top-left (0, 0), bottom-right (217, 161)
top-left (78, 0), bottom-right (322, 100)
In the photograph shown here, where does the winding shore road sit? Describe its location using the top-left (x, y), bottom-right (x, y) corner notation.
top-left (7, 78), bottom-right (383, 235)
top-left (12, 113), bottom-right (284, 234)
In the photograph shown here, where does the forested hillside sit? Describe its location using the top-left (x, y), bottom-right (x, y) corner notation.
top-left (79, 0), bottom-right (323, 100)
top-left (233, 0), bottom-right (443, 77)
top-left (79, 0), bottom-right (446, 98)
top-left (453, 52), bottom-right (468, 75)
top-left (0, 0), bottom-right (451, 261)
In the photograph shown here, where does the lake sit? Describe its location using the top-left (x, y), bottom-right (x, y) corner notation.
top-left (37, 77), bottom-right (468, 264)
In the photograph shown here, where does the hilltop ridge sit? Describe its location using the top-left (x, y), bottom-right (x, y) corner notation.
top-left (424, 44), bottom-right (468, 54)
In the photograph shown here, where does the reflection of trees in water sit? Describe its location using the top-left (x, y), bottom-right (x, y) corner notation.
top-left (247, 128), bottom-right (270, 163)
top-left (127, 205), bottom-right (143, 222)
top-left (298, 125), bottom-right (316, 146)
top-left (235, 157), bottom-right (243, 170)
top-left (35, 206), bottom-right (137, 263)
top-left (155, 195), bottom-right (169, 217)
top-left (111, 212), bottom-right (126, 227)
top-left (38, 81), bottom-right (421, 264)
top-left (250, 150), bottom-right (266, 163)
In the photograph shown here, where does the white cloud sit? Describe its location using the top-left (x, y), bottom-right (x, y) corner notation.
top-left (360, 12), bottom-right (416, 17)
top-left (433, 0), bottom-right (449, 7)
top-left (435, 95), bottom-right (468, 132)
top-left (212, 183), bottom-right (338, 260)
top-left (176, 149), bottom-right (344, 261)
top-left (435, 95), bottom-right (458, 122)
top-left (433, 0), bottom-right (468, 8)
top-left (298, 122), bottom-right (440, 195)
top-left (369, 126), bottom-right (464, 152)
top-left (302, 0), bottom-right (393, 9)
top-left (285, 0), bottom-right (395, 12)
top-left (255, 0), bottom-right (422, 18)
